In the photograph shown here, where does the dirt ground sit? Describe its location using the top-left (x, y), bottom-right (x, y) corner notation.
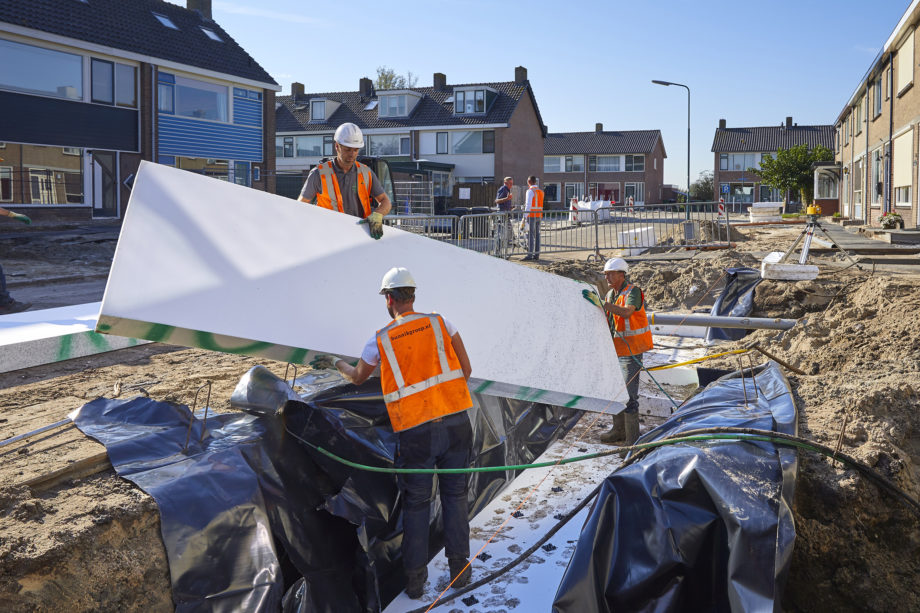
top-left (1, 223), bottom-right (919, 612)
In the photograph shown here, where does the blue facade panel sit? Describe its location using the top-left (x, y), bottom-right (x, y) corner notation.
top-left (158, 115), bottom-right (262, 162)
top-left (233, 97), bottom-right (261, 128)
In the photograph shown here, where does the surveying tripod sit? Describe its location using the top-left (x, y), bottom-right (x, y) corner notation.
top-left (779, 207), bottom-right (862, 269)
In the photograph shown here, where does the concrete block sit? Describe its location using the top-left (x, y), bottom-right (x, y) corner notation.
top-left (761, 251), bottom-right (819, 280)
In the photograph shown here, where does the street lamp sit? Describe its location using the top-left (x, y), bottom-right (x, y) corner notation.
top-left (652, 79), bottom-right (690, 218)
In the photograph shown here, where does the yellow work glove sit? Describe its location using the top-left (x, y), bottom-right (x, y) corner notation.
top-left (582, 288), bottom-right (603, 309)
top-left (358, 211), bottom-right (385, 240)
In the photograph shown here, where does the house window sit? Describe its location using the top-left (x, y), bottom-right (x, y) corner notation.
top-left (30, 169), bottom-right (54, 203)
top-left (544, 182), bottom-right (560, 203)
top-left (625, 155), bottom-right (645, 172)
top-left (91, 59), bottom-right (113, 104)
top-left (296, 135), bottom-right (324, 157)
top-left (564, 182), bottom-right (584, 201)
top-left (276, 136), bottom-right (294, 158)
top-left (451, 131), bottom-right (487, 154)
top-left (897, 31), bottom-right (914, 95)
top-left (887, 67), bottom-right (892, 99)
top-left (158, 83), bottom-right (174, 113)
top-left (0, 38), bottom-right (83, 100)
top-left (760, 185), bottom-right (781, 202)
top-left (367, 134), bottom-right (401, 156)
top-left (589, 155), bottom-right (620, 172)
top-left (311, 100), bottom-right (325, 121)
top-left (590, 182), bottom-right (620, 201)
top-left (721, 153), bottom-right (756, 171)
top-left (152, 12), bottom-right (178, 29)
top-left (454, 89), bottom-right (485, 114)
top-left (432, 171), bottom-right (451, 197)
top-left (874, 75), bottom-right (883, 117)
top-left (323, 135), bottom-right (334, 156)
top-left (174, 75), bottom-right (228, 122)
top-left (565, 155), bottom-right (585, 172)
top-left (62, 147), bottom-right (81, 155)
top-left (853, 158), bottom-right (863, 205)
top-left (115, 64), bottom-right (137, 107)
top-left (436, 132), bottom-right (448, 154)
top-left (720, 153), bottom-right (729, 170)
top-left (233, 162), bottom-right (250, 187)
top-left (625, 182), bottom-right (645, 203)
top-left (872, 149), bottom-right (883, 205)
top-left (379, 94), bottom-right (407, 117)
top-left (200, 27), bottom-right (222, 42)
top-left (896, 186), bottom-right (911, 206)
top-left (400, 136), bottom-right (411, 155)
top-left (544, 156), bottom-right (562, 173)
top-left (854, 103), bottom-right (862, 135)
top-left (482, 130), bottom-right (495, 154)
top-left (0, 167), bottom-right (11, 201)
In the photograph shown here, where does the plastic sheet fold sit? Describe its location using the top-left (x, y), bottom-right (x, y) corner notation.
top-left (72, 366), bottom-right (579, 612)
top-left (552, 361), bottom-right (798, 612)
top-left (706, 266), bottom-right (763, 342)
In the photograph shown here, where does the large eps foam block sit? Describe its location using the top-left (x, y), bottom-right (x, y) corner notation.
top-left (97, 162), bottom-right (626, 412)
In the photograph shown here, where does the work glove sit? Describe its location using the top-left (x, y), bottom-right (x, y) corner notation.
top-left (358, 211), bottom-right (385, 240)
top-left (10, 213), bottom-right (30, 225)
top-left (582, 288), bottom-right (603, 309)
top-left (309, 354), bottom-right (342, 370)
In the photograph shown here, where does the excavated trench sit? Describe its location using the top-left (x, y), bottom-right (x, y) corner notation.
top-left (1, 226), bottom-right (918, 611)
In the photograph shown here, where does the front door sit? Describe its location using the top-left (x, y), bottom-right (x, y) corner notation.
top-left (92, 151), bottom-right (118, 218)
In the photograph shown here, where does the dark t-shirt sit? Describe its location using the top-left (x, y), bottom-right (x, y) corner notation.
top-left (495, 185), bottom-right (512, 211)
top-left (299, 160), bottom-right (385, 218)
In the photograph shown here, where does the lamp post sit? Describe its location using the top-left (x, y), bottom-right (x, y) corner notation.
top-left (652, 79), bottom-right (690, 219)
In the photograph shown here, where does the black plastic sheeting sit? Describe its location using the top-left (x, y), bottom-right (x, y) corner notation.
top-left (71, 367), bottom-right (580, 612)
top-left (705, 266), bottom-right (764, 342)
top-left (552, 360), bottom-right (798, 612)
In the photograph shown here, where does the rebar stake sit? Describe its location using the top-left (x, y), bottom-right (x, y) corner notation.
top-left (183, 381), bottom-right (212, 451)
top-left (284, 363), bottom-right (300, 390)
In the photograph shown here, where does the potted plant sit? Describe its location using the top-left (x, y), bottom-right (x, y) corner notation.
top-left (879, 211), bottom-right (904, 229)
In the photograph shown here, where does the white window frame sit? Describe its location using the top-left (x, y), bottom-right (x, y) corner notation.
top-left (854, 103), bottom-right (862, 135)
top-left (564, 182), bottom-right (584, 201)
top-left (896, 185), bottom-right (912, 207)
top-left (897, 30), bottom-right (915, 96)
top-left (544, 182), bottom-right (561, 203)
top-left (565, 155), bottom-right (584, 172)
top-left (625, 154), bottom-right (645, 172)
top-left (874, 75), bottom-right (883, 116)
top-left (544, 156), bottom-right (562, 173)
top-left (436, 132), bottom-right (448, 154)
top-left (625, 181), bottom-right (645, 203)
top-left (379, 94), bottom-right (407, 117)
top-left (311, 100), bottom-right (325, 121)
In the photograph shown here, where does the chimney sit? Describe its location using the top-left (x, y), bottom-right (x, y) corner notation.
top-left (595, 123), bottom-right (603, 133)
top-left (186, 0), bottom-right (212, 19)
top-left (359, 77), bottom-right (373, 98)
top-left (433, 72), bottom-right (446, 89)
top-left (515, 66), bottom-right (528, 84)
top-left (718, 118), bottom-right (726, 129)
top-left (785, 116), bottom-right (793, 128)
top-left (291, 82), bottom-right (304, 98)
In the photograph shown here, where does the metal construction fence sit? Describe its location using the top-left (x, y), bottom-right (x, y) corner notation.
top-left (393, 181), bottom-right (435, 216)
top-left (383, 202), bottom-right (733, 260)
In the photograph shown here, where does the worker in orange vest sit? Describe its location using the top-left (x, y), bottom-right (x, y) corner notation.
top-left (522, 175), bottom-right (544, 261)
top-left (311, 267), bottom-right (474, 599)
top-left (298, 122), bottom-right (392, 239)
top-left (583, 257), bottom-right (653, 444)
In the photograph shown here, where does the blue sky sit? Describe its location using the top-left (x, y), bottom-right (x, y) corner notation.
top-left (170, 0), bottom-right (910, 188)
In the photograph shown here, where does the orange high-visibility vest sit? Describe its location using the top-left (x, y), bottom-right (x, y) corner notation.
top-left (376, 312), bottom-right (472, 432)
top-left (315, 160), bottom-right (373, 218)
top-left (527, 186), bottom-right (544, 218)
top-left (606, 284), bottom-right (653, 357)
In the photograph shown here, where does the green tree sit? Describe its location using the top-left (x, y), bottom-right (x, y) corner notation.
top-left (753, 143), bottom-right (833, 205)
top-left (375, 66), bottom-right (417, 90)
top-left (689, 170), bottom-right (714, 201)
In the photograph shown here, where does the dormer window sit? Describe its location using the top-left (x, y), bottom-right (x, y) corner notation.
top-left (311, 100), bottom-right (325, 121)
top-left (379, 94), bottom-right (407, 117)
top-left (453, 88), bottom-right (494, 115)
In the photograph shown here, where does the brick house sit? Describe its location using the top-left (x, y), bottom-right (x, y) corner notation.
top-left (542, 125), bottom-right (666, 207)
top-left (711, 117), bottom-right (835, 210)
top-left (835, 0), bottom-right (920, 228)
top-left (274, 66), bottom-right (547, 210)
top-left (0, 0), bottom-right (278, 221)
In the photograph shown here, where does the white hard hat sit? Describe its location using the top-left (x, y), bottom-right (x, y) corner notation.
top-left (334, 122), bottom-right (364, 149)
top-left (380, 267), bottom-right (416, 294)
top-left (603, 257), bottom-right (628, 273)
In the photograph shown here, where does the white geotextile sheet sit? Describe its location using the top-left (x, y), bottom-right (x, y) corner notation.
top-left (98, 162), bottom-right (626, 411)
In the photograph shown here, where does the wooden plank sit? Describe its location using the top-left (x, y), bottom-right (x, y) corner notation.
top-left (22, 451), bottom-right (111, 492)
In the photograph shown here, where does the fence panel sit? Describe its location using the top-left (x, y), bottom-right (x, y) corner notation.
top-left (393, 181), bottom-right (434, 215)
top-left (382, 215), bottom-right (458, 245)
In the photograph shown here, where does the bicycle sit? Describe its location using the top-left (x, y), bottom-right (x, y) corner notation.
top-left (493, 210), bottom-right (528, 259)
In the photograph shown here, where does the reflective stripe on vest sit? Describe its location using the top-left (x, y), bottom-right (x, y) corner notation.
top-left (315, 161), bottom-right (373, 218)
top-left (527, 187), bottom-right (544, 218)
top-left (608, 284), bottom-right (654, 356)
top-left (376, 313), bottom-right (472, 431)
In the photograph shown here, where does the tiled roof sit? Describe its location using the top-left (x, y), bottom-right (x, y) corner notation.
top-left (711, 125), bottom-right (835, 152)
top-left (0, 0), bottom-right (276, 86)
top-left (543, 130), bottom-right (663, 155)
top-left (276, 80), bottom-right (546, 133)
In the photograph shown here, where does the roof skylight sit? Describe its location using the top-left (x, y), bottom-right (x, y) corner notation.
top-left (364, 100), bottom-right (379, 110)
top-left (152, 12), bottom-right (178, 30)
top-left (200, 27), bottom-right (222, 42)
